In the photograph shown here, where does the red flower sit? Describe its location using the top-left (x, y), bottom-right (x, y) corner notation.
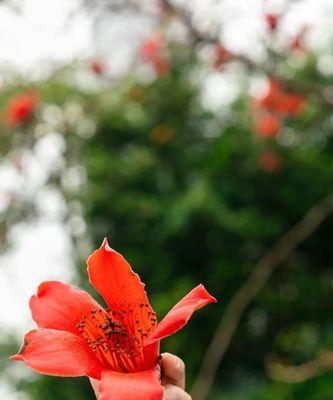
top-left (151, 57), bottom-right (171, 76)
top-left (290, 26), bottom-right (308, 53)
top-left (257, 79), bottom-right (306, 116)
top-left (265, 13), bottom-right (279, 32)
top-left (258, 150), bottom-right (283, 173)
top-left (11, 239), bottom-right (216, 400)
top-left (253, 112), bottom-right (281, 138)
top-left (141, 37), bottom-right (164, 63)
top-left (273, 92), bottom-right (305, 116)
top-left (212, 45), bottom-right (231, 70)
top-left (140, 36), bottom-right (170, 76)
top-left (91, 60), bottom-right (105, 75)
top-left (256, 78), bottom-right (280, 109)
top-left (6, 91), bottom-right (39, 126)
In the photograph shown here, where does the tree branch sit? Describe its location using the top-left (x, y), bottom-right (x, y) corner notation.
top-left (161, 0), bottom-right (216, 44)
top-left (190, 192), bottom-right (333, 400)
top-left (266, 350), bottom-right (333, 383)
top-left (160, 0), bottom-right (332, 106)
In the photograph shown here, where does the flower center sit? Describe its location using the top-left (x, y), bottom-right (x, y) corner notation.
top-left (76, 305), bottom-right (157, 372)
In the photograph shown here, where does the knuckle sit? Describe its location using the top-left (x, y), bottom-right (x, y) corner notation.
top-left (163, 385), bottom-right (191, 400)
top-left (163, 385), bottom-right (173, 400)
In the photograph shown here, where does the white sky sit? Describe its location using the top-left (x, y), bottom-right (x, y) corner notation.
top-left (0, 0), bottom-right (332, 398)
top-left (0, 0), bottom-right (91, 75)
top-left (0, 0), bottom-right (331, 77)
top-left (0, 128), bottom-right (72, 328)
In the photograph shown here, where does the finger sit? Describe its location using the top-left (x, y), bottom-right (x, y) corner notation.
top-left (161, 353), bottom-right (185, 389)
top-left (89, 378), bottom-right (99, 398)
top-left (163, 384), bottom-right (192, 400)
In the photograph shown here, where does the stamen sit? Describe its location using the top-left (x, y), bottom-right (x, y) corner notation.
top-left (75, 304), bottom-right (155, 372)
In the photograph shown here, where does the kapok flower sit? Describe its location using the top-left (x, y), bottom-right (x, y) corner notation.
top-left (290, 26), bottom-right (308, 53)
top-left (258, 150), bottom-right (283, 173)
top-left (6, 91), bottom-right (39, 126)
top-left (212, 45), bottom-right (232, 70)
top-left (273, 92), bottom-right (306, 116)
top-left (140, 36), bottom-right (164, 63)
top-left (265, 13), bottom-right (279, 32)
top-left (253, 112), bottom-right (281, 139)
top-left (256, 78), bottom-right (306, 117)
top-left (90, 59), bottom-right (105, 76)
top-left (11, 239), bottom-right (216, 400)
top-left (140, 36), bottom-right (170, 76)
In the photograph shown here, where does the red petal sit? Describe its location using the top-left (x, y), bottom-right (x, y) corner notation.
top-left (87, 239), bottom-right (157, 337)
top-left (30, 281), bottom-right (104, 335)
top-left (98, 367), bottom-right (163, 400)
top-left (10, 329), bottom-right (104, 379)
top-left (145, 284), bottom-right (216, 346)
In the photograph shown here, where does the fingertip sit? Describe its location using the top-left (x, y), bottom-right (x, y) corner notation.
top-left (161, 353), bottom-right (185, 389)
top-left (162, 353), bottom-right (185, 374)
top-left (161, 352), bottom-right (185, 370)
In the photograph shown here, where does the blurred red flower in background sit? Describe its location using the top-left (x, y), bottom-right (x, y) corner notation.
top-left (265, 13), bottom-right (279, 32)
top-left (213, 45), bottom-right (232, 70)
top-left (6, 90), bottom-right (39, 126)
top-left (11, 239), bottom-right (216, 400)
top-left (140, 36), bottom-right (170, 76)
top-left (258, 150), bottom-right (283, 173)
top-left (256, 79), bottom-right (280, 110)
top-left (141, 37), bottom-right (164, 62)
top-left (150, 58), bottom-right (171, 76)
top-left (290, 26), bottom-right (308, 53)
top-left (257, 79), bottom-right (306, 117)
top-left (91, 60), bottom-right (105, 75)
top-left (253, 112), bottom-right (281, 138)
top-left (251, 78), bottom-right (306, 139)
top-left (274, 92), bottom-right (306, 116)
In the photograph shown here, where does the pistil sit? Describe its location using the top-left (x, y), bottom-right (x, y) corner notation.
top-left (76, 304), bottom-right (156, 372)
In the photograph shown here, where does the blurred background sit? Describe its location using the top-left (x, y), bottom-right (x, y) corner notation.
top-left (0, 0), bottom-right (333, 399)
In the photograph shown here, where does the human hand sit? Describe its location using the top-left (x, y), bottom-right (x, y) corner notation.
top-left (161, 352), bottom-right (191, 400)
top-left (90, 352), bottom-right (191, 400)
